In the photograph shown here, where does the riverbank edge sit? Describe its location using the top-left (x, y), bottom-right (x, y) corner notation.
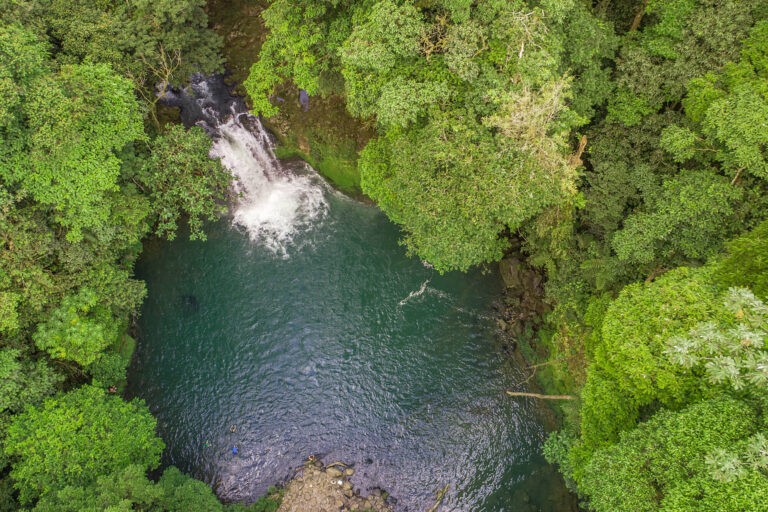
top-left (493, 254), bottom-right (570, 429)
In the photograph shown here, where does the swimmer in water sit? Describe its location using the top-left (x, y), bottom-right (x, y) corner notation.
top-left (229, 424), bottom-right (237, 433)
top-left (232, 446), bottom-right (238, 454)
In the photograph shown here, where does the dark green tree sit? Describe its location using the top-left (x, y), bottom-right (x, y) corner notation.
top-left (0, 349), bottom-right (61, 414)
top-left (611, 170), bottom-right (744, 265)
top-left (661, 20), bottom-right (768, 183)
top-left (11, 0), bottom-right (223, 91)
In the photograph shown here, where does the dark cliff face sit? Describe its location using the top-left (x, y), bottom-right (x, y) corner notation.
top-left (161, 74), bottom-right (247, 132)
top-left (206, 0), bottom-right (268, 90)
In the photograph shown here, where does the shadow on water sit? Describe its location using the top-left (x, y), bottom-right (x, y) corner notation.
top-left (127, 75), bottom-right (577, 511)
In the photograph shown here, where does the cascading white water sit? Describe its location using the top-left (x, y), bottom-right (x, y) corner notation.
top-left (210, 113), bottom-right (329, 256)
top-left (164, 75), bottom-right (330, 257)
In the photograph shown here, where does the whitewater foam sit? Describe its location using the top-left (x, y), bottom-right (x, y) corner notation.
top-left (209, 112), bottom-right (328, 256)
top-left (398, 279), bottom-right (430, 306)
top-left (163, 74), bottom-right (329, 257)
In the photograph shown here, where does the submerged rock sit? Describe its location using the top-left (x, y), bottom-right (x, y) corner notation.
top-left (499, 257), bottom-right (523, 289)
top-left (180, 295), bottom-right (199, 314)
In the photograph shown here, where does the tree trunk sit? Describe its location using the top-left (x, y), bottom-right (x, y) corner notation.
top-left (568, 135), bottom-right (588, 167)
top-left (428, 484), bottom-right (450, 512)
top-left (506, 390), bottom-right (575, 400)
top-left (630, 0), bottom-right (650, 32)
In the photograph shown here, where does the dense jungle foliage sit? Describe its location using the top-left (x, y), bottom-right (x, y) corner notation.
top-left (0, 1), bottom-right (282, 510)
top-left (245, 0), bottom-right (768, 509)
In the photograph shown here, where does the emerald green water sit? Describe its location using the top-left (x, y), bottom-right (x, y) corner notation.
top-left (127, 75), bottom-right (575, 511)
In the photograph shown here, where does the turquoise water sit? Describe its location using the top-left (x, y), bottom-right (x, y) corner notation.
top-left (128, 200), bottom-right (574, 511)
top-left (127, 75), bottom-right (575, 511)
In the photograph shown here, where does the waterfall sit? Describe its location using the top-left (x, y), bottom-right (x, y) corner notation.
top-left (162, 75), bottom-right (329, 256)
top-left (211, 114), bottom-right (328, 256)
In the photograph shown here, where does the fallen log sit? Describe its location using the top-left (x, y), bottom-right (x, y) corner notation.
top-left (427, 484), bottom-right (449, 512)
top-left (506, 390), bottom-right (575, 400)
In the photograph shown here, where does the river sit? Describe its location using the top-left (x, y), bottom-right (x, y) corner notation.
top-left (126, 75), bottom-right (575, 511)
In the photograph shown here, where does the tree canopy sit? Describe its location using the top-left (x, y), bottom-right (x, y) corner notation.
top-left (246, 0), bottom-right (613, 271)
top-left (4, 386), bottom-right (164, 504)
top-left (0, 2), bottom-right (240, 509)
top-left (1, 0), bottom-right (767, 510)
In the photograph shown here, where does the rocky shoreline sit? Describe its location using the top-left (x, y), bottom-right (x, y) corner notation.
top-left (277, 460), bottom-right (393, 512)
top-left (493, 255), bottom-right (561, 431)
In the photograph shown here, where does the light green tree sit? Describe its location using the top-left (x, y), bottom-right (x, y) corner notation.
top-left (0, 62), bottom-right (144, 241)
top-left (33, 464), bottom-right (283, 512)
top-left (580, 397), bottom-right (768, 512)
top-left (666, 287), bottom-right (768, 391)
top-left (713, 220), bottom-right (768, 298)
top-left (575, 267), bottom-right (720, 460)
top-left (33, 289), bottom-right (118, 367)
top-left (4, 385), bottom-right (164, 504)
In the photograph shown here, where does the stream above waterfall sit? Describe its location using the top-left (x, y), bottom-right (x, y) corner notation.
top-left (127, 75), bottom-right (576, 511)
